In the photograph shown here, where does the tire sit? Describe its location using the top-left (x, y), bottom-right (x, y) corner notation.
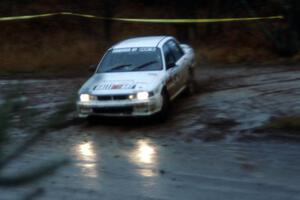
top-left (155, 89), bottom-right (170, 121)
top-left (87, 116), bottom-right (98, 125)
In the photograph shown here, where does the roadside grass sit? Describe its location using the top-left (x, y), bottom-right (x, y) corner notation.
top-left (0, 37), bottom-right (102, 76)
top-left (264, 116), bottom-right (300, 132)
top-left (1, 15), bottom-right (298, 76)
top-left (239, 116), bottom-right (300, 142)
top-left (263, 116), bottom-right (300, 133)
top-left (1, 42), bottom-right (284, 77)
top-left (199, 46), bottom-right (275, 65)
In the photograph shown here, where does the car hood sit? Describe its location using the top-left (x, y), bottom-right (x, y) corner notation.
top-left (79, 72), bottom-right (165, 95)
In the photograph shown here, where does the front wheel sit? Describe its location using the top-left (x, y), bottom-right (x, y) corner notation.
top-left (155, 90), bottom-right (170, 121)
top-left (87, 116), bottom-right (98, 125)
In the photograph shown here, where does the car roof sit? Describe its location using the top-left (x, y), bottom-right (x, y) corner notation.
top-left (112, 36), bottom-right (173, 49)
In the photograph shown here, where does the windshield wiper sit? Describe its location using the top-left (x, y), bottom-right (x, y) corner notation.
top-left (103, 64), bottom-right (132, 72)
top-left (131, 60), bottom-right (158, 71)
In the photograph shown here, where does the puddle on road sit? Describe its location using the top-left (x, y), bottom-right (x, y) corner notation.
top-left (73, 138), bottom-right (159, 179)
top-left (1, 68), bottom-right (300, 200)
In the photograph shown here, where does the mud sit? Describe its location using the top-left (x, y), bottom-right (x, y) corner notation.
top-left (0, 65), bottom-right (300, 200)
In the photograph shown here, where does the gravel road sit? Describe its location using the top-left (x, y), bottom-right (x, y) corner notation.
top-left (0, 65), bottom-right (300, 200)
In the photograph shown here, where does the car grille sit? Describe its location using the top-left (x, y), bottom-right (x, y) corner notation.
top-left (93, 106), bottom-right (133, 114)
top-left (97, 95), bottom-right (130, 101)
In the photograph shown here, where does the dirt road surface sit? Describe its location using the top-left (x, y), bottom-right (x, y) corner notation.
top-left (0, 66), bottom-right (300, 200)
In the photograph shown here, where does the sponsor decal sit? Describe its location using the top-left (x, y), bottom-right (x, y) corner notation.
top-left (112, 47), bottom-right (156, 53)
top-left (148, 73), bottom-right (158, 76)
top-left (95, 81), bottom-right (136, 90)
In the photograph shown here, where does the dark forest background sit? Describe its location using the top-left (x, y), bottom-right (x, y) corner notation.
top-left (0, 0), bottom-right (300, 75)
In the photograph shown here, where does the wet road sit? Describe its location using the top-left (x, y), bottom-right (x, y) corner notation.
top-left (0, 66), bottom-right (300, 199)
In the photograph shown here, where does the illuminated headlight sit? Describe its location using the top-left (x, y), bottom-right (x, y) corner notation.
top-left (128, 92), bottom-right (154, 100)
top-left (80, 94), bottom-right (91, 102)
top-left (137, 92), bottom-right (150, 100)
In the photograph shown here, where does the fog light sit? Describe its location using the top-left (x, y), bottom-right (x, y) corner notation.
top-left (137, 92), bottom-right (149, 100)
top-left (80, 107), bottom-right (92, 113)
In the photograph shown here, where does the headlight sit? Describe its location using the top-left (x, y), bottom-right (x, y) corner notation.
top-left (136, 91), bottom-right (150, 100)
top-left (80, 94), bottom-right (91, 102)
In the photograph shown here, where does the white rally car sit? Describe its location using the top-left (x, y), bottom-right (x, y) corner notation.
top-left (77, 36), bottom-right (195, 118)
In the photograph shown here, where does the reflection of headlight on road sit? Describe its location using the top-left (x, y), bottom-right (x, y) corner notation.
top-left (129, 139), bottom-right (158, 177)
top-left (78, 142), bottom-right (94, 158)
top-left (136, 140), bottom-right (156, 164)
top-left (75, 141), bottom-right (98, 178)
top-left (80, 94), bottom-right (91, 102)
top-left (137, 92), bottom-right (149, 100)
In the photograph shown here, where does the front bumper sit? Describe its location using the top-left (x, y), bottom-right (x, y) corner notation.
top-left (77, 95), bottom-right (162, 117)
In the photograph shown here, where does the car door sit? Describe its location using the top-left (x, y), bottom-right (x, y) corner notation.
top-left (163, 43), bottom-right (178, 98)
top-left (167, 40), bottom-right (188, 95)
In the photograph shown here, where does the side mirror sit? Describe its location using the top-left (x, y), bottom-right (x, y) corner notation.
top-left (167, 61), bottom-right (176, 69)
top-left (89, 64), bottom-right (97, 72)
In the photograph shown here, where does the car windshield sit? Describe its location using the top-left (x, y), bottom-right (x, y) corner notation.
top-left (97, 47), bottom-right (163, 73)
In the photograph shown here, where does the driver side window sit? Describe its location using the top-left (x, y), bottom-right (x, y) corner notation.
top-left (163, 44), bottom-right (175, 69)
top-left (167, 40), bottom-right (184, 61)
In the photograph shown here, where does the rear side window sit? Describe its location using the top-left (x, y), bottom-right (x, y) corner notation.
top-left (167, 40), bottom-right (184, 61)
